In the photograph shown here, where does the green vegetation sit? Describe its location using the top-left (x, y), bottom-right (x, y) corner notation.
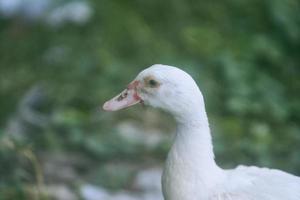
top-left (0, 0), bottom-right (299, 199)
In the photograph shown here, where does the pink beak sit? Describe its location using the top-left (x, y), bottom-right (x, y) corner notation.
top-left (102, 80), bottom-right (142, 111)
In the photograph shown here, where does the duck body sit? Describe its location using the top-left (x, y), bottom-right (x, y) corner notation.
top-left (162, 124), bottom-right (223, 200)
top-left (162, 122), bottom-right (300, 200)
top-left (103, 64), bottom-right (300, 200)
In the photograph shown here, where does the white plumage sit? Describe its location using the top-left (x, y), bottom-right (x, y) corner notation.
top-left (103, 64), bottom-right (300, 200)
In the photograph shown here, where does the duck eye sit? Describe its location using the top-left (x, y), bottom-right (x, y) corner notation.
top-left (148, 79), bottom-right (158, 87)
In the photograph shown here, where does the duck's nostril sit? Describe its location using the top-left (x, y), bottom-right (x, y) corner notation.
top-left (117, 90), bottom-right (128, 101)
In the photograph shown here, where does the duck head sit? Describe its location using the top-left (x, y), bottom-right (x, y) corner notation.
top-left (103, 64), bottom-right (206, 123)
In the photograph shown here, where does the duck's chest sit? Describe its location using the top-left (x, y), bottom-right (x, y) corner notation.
top-left (161, 150), bottom-right (207, 200)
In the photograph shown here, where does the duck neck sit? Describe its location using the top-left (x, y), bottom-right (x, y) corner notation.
top-left (167, 108), bottom-right (224, 188)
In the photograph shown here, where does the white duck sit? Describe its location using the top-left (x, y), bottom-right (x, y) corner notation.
top-left (103, 64), bottom-right (300, 200)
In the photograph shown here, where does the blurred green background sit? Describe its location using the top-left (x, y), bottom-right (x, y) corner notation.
top-left (0, 0), bottom-right (299, 199)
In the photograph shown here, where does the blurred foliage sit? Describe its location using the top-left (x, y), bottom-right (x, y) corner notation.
top-left (0, 0), bottom-right (300, 198)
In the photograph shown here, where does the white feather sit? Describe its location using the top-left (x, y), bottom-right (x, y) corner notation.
top-left (135, 64), bottom-right (300, 200)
